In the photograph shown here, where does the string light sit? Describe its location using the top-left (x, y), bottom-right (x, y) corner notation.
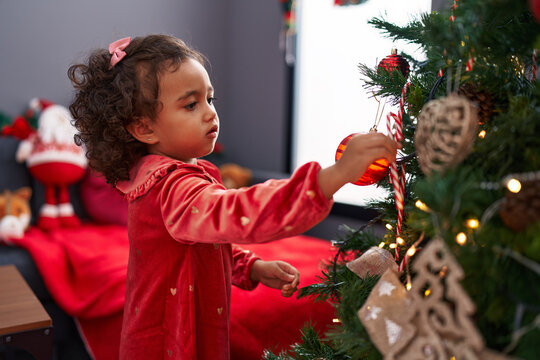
top-left (406, 273), bottom-right (412, 291)
top-left (396, 237), bottom-right (405, 246)
top-left (478, 130), bottom-right (486, 138)
top-left (332, 318), bottom-right (341, 323)
top-left (439, 265), bottom-right (448, 279)
top-left (424, 288), bottom-right (431, 297)
top-left (481, 170), bottom-right (540, 191)
top-left (506, 178), bottom-right (521, 193)
top-left (456, 232), bottom-right (467, 245)
top-left (415, 200), bottom-right (430, 212)
top-left (385, 223), bottom-right (393, 230)
top-left (389, 243), bottom-right (397, 249)
top-left (466, 218), bottom-right (479, 229)
top-left (407, 246), bottom-right (416, 257)
top-left (378, 242), bottom-right (385, 248)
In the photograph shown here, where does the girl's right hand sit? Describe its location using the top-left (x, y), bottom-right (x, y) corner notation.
top-left (317, 133), bottom-right (400, 199)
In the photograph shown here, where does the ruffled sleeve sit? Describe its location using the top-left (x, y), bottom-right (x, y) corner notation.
top-left (160, 161), bottom-right (333, 244)
top-left (231, 245), bottom-right (260, 290)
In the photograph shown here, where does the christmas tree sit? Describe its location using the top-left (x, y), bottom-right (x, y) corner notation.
top-left (265, 0), bottom-right (540, 359)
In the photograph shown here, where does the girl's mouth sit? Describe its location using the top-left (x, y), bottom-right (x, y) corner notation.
top-left (207, 125), bottom-right (218, 138)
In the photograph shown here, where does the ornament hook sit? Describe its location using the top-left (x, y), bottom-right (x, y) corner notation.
top-left (370, 92), bottom-right (386, 132)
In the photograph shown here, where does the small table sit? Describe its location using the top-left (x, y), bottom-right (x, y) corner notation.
top-left (0, 264), bottom-right (53, 360)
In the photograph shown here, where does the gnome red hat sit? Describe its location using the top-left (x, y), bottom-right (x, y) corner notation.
top-left (16, 99), bottom-right (87, 230)
top-left (29, 98), bottom-right (55, 113)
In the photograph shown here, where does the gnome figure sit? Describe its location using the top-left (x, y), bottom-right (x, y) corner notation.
top-left (16, 99), bottom-right (87, 230)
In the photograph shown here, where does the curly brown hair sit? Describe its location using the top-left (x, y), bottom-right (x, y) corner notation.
top-left (68, 34), bottom-right (205, 185)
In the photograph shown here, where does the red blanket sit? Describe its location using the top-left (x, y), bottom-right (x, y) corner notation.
top-left (11, 224), bottom-right (336, 359)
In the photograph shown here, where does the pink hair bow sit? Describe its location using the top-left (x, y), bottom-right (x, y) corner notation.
top-left (109, 37), bottom-right (131, 69)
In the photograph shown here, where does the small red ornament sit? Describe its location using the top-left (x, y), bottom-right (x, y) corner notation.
top-left (335, 133), bottom-right (390, 186)
top-left (530, 0), bottom-right (540, 23)
top-left (378, 49), bottom-right (410, 78)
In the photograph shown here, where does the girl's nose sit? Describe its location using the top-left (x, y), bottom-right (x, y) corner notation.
top-left (205, 104), bottom-right (217, 122)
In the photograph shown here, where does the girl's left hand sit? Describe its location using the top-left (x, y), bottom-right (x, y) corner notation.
top-left (250, 260), bottom-right (300, 297)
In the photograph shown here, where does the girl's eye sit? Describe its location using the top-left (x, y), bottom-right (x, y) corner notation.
top-left (208, 97), bottom-right (216, 105)
top-left (185, 102), bottom-right (197, 110)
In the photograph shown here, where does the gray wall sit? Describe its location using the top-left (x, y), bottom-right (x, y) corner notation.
top-left (0, 0), bottom-right (287, 173)
top-left (0, 1), bottom-right (441, 240)
top-left (1, 0), bottom-right (442, 174)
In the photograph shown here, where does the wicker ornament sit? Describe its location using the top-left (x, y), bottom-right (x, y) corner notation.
top-left (346, 246), bottom-right (398, 278)
top-left (415, 93), bottom-right (479, 176)
top-left (458, 83), bottom-right (495, 125)
top-left (358, 269), bottom-right (416, 356)
top-left (499, 179), bottom-right (540, 232)
top-left (360, 237), bottom-right (511, 359)
top-left (390, 237), bottom-right (486, 360)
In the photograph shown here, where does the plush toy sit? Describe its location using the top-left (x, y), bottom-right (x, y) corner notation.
top-left (0, 187), bottom-right (32, 244)
top-left (219, 163), bottom-right (253, 189)
top-left (16, 98), bottom-right (87, 230)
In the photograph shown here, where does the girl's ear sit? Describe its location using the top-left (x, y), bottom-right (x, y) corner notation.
top-left (126, 118), bottom-right (157, 144)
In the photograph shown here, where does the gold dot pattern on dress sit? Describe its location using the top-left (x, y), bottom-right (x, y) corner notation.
top-left (136, 249), bottom-right (141, 256)
top-left (135, 307), bottom-right (139, 315)
top-left (167, 349), bottom-right (172, 357)
top-left (167, 218), bottom-right (173, 225)
top-left (170, 288), bottom-right (177, 296)
top-left (240, 216), bottom-right (250, 226)
top-left (217, 307), bottom-right (223, 315)
top-left (306, 190), bottom-right (316, 199)
top-left (214, 243), bottom-right (220, 249)
top-left (285, 225), bottom-right (293, 231)
top-left (189, 285), bottom-right (194, 292)
top-left (191, 206), bottom-right (199, 214)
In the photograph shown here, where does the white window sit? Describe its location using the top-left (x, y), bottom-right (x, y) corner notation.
top-left (292, 0), bottom-right (431, 206)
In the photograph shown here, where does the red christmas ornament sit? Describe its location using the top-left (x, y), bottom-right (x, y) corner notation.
top-left (530, 0), bottom-right (540, 23)
top-left (378, 49), bottom-right (410, 78)
top-left (335, 134), bottom-right (390, 186)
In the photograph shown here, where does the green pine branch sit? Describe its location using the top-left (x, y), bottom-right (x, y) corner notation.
top-left (271, 0), bottom-right (540, 358)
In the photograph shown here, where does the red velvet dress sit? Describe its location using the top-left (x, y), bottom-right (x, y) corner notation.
top-left (116, 155), bottom-right (333, 359)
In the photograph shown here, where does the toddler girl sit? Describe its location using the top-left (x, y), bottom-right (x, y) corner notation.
top-left (68, 34), bottom-right (399, 360)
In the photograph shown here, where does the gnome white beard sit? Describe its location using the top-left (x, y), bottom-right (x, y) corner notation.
top-left (38, 105), bottom-right (77, 145)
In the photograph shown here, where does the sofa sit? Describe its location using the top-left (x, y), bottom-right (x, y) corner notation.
top-left (0, 135), bottom-right (337, 360)
top-left (0, 136), bottom-right (92, 359)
